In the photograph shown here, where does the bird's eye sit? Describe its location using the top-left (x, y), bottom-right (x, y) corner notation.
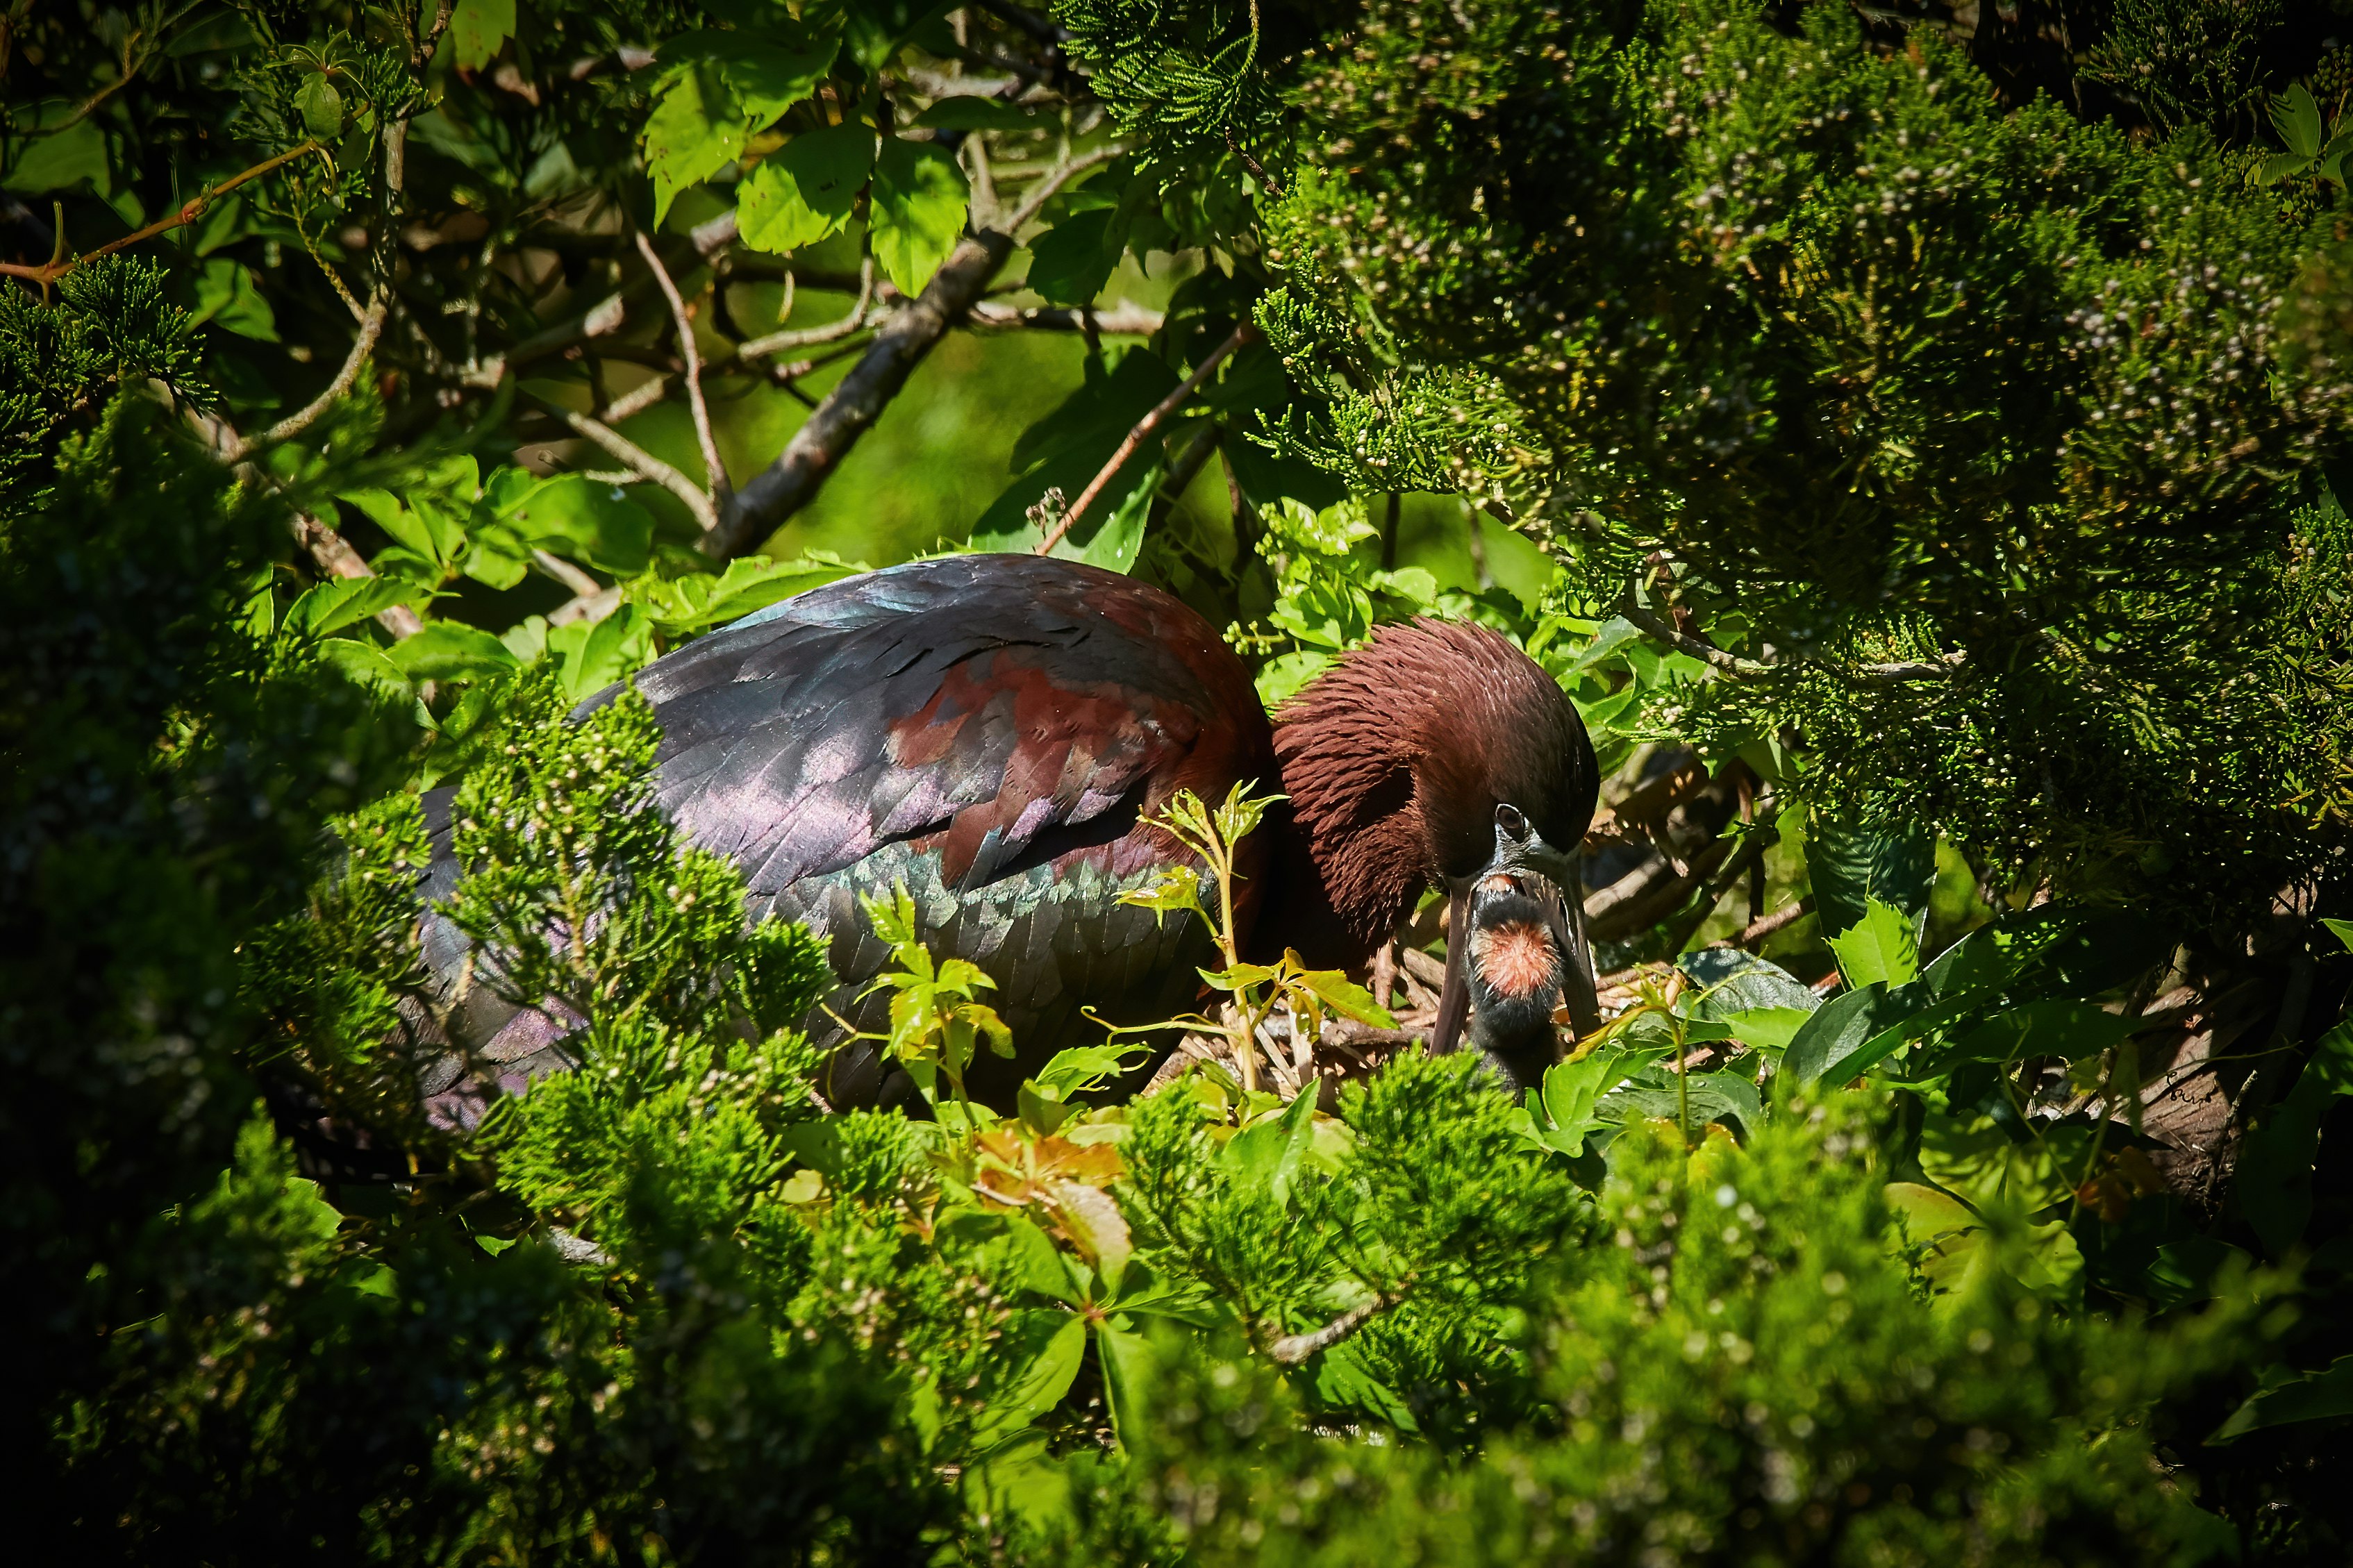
top-left (1495, 802), bottom-right (1530, 841)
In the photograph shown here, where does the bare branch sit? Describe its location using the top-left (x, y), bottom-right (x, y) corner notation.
top-left (965, 299), bottom-right (1164, 335)
top-left (707, 146), bottom-right (1125, 558)
top-left (1707, 896), bottom-right (1815, 952)
top-left (224, 291), bottom-right (388, 462)
top-left (3, 141), bottom-right (323, 284)
top-left (524, 391), bottom-right (718, 533)
top-left (1036, 324), bottom-right (1256, 554)
top-left (634, 231), bottom-right (729, 506)
top-left (737, 254), bottom-right (876, 359)
top-left (1270, 1292), bottom-right (1400, 1365)
top-left (1005, 142), bottom-right (1124, 232)
top-left (531, 548), bottom-right (602, 599)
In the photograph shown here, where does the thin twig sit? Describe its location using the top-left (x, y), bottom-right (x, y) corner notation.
top-left (531, 548), bottom-right (602, 599)
top-left (634, 231), bottom-right (729, 506)
top-left (1616, 592), bottom-right (1963, 684)
top-left (224, 290), bottom-right (388, 462)
top-left (965, 299), bottom-right (1163, 335)
top-left (525, 391), bottom-right (718, 533)
top-left (2, 141), bottom-right (322, 284)
top-left (1036, 324), bottom-right (1256, 554)
top-left (1707, 896), bottom-right (1815, 951)
top-left (1004, 142), bottom-right (1124, 231)
top-left (738, 254), bottom-right (875, 359)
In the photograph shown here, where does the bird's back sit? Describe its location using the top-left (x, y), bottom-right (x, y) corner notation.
top-left (423, 555), bottom-right (1276, 1110)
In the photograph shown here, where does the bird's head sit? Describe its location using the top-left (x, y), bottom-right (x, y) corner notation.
top-left (1273, 618), bottom-right (1602, 1085)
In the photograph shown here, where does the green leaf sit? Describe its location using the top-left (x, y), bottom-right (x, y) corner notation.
top-left (975, 1312), bottom-right (1088, 1444)
top-left (2272, 84), bottom-right (2324, 160)
top-left (869, 137), bottom-right (969, 297)
top-left (737, 123), bottom-right (876, 253)
top-left (1950, 1000), bottom-right (2141, 1065)
top-left (1783, 981), bottom-right (1929, 1086)
top-left (383, 622), bottom-right (522, 682)
top-left (1096, 1322), bottom-right (1156, 1449)
top-left (496, 473), bottom-right (655, 575)
top-left (2, 116), bottom-right (108, 195)
top-left (1117, 864), bottom-right (1204, 922)
top-left (1222, 1087), bottom-right (1317, 1205)
top-left (1717, 1007), bottom-right (1813, 1051)
top-left (2320, 917), bottom-right (2353, 953)
top-left (315, 636), bottom-right (413, 699)
top-left (1286, 962), bottom-right (1396, 1028)
top-left (546, 603), bottom-right (656, 703)
top-left (283, 576), bottom-right (409, 638)
top-left (1526, 1045), bottom-right (1670, 1157)
top-left (2234, 1022), bottom-right (2353, 1257)
top-left (1681, 948), bottom-right (1819, 1018)
top-left (2210, 1356), bottom-right (2353, 1444)
top-left (1827, 896), bottom-right (1920, 989)
top-left (295, 73), bottom-right (344, 139)
top-left (1024, 208), bottom-right (1120, 307)
top-left (192, 258), bottom-right (278, 341)
top-left (628, 552), bottom-right (864, 634)
top-left (450, 0), bottom-right (515, 72)
top-left (642, 60), bottom-right (747, 225)
top-left (1805, 817), bottom-right (1934, 942)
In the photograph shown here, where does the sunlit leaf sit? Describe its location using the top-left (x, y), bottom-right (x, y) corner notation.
top-left (869, 137), bottom-right (969, 297)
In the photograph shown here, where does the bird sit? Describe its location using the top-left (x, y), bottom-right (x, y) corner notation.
top-left (413, 553), bottom-right (1602, 1114)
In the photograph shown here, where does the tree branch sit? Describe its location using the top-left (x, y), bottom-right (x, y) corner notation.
top-left (2, 141), bottom-right (322, 284)
top-left (1708, 896), bottom-right (1814, 952)
top-left (1615, 591), bottom-right (1963, 684)
top-left (736, 254), bottom-right (875, 360)
top-left (1035, 324), bottom-right (1256, 554)
top-left (1269, 1292), bottom-right (1400, 1365)
top-left (524, 391), bottom-right (718, 533)
top-left (704, 145), bottom-right (1124, 558)
top-left (965, 299), bottom-right (1164, 335)
top-left (292, 512), bottom-right (424, 639)
top-left (634, 231), bottom-right (729, 508)
top-left (224, 290), bottom-right (387, 462)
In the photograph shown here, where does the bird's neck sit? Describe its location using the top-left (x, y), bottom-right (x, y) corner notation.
top-left (1261, 686), bottom-right (1433, 969)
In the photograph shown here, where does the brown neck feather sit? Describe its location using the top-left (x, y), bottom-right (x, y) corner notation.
top-left (1265, 619), bottom-right (1586, 969)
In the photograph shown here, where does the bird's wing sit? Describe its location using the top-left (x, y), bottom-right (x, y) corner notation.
top-left (594, 554), bottom-right (1268, 917)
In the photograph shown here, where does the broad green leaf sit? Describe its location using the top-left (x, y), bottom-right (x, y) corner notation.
top-left (737, 123), bottom-right (876, 253)
top-left (2320, 917), bottom-right (2353, 953)
top-left (642, 60), bottom-right (746, 224)
top-left (1028, 1042), bottom-right (1151, 1101)
top-left (1254, 650), bottom-right (1331, 708)
top-left (315, 635), bottom-right (413, 698)
top-left (628, 552), bottom-right (864, 634)
top-left (2272, 84), bottom-right (2324, 160)
top-left (1117, 865), bottom-right (1204, 921)
top-left (283, 576), bottom-right (409, 638)
top-left (870, 137), bottom-right (969, 297)
top-left (547, 602), bottom-right (656, 703)
top-left (294, 73), bottom-right (344, 139)
top-left (450, 0), bottom-right (515, 72)
top-left (1783, 980), bottom-right (1929, 1086)
top-left (1286, 959), bottom-right (1395, 1028)
top-left (1526, 1044), bottom-right (1669, 1157)
top-left (2, 116), bottom-right (107, 195)
top-left (1024, 207), bottom-right (1120, 306)
top-left (1096, 1322), bottom-right (1155, 1449)
top-left (192, 258), bottom-right (278, 341)
top-left (2234, 1022), bottom-right (2353, 1257)
top-left (383, 622), bottom-right (521, 682)
top-left (2211, 1356), bottom-right (2353, 1444)
top-left (1951, 999), bottom-right (2140, 1065)
top-left (1222, 1087), bottom-right (1317, 1204)
top-left (1805, 816), bottom-right (1934, 941)
top-left (1718, 1006), bottom-right (1812, 1051)
top-left (342, 489), bottom-right (451, 569)
top-left (497, 473), bottom-right (654, 574)
top-left (1827, 896), bottom-right (1920, 989)
top-left (1681, 948), bottom-right (1819, 1018)
top-left (1070, 459), bottom-right (1157, 574)
top-left (974, 1312), bottom-right (1087, 1444)
top-left (1922, 923), bottom-right (2011, 999)
top-left (461, 520), bottom-right (531, 590)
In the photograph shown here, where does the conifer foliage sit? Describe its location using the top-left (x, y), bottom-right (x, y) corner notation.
top-left (5, 1), bottom-right (2352, 1562)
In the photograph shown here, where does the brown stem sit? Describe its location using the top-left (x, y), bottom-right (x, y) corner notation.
top-left (634, 231), bottom-right (729, 507)
top-left (1034, 324), bottom-right (1256, 555)
top-left (2, 141), bottom-right (323, 284)
top-left (1708, 896), bottom-right (1813, 952)
top-left (1269, 1292), bottom-right (1398, 1365)
top-left (224, 292), bottom-right (388, 462)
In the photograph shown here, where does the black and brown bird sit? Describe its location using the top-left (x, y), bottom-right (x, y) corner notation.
top-left (417, 553), bottom-right (1600, 1111)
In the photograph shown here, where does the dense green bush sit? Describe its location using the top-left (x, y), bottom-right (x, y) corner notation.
top-left (6, 0), bottom-right (2350, 1562)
